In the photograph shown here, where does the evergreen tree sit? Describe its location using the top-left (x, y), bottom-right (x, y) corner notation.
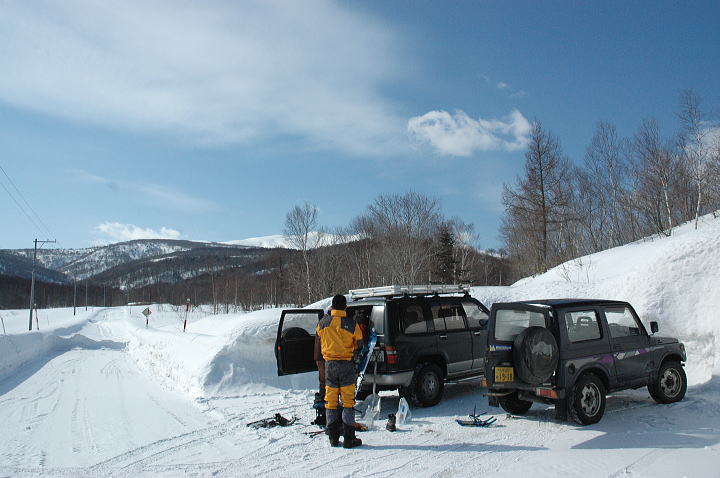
top-left (433, 224), bottom-right (457, 283)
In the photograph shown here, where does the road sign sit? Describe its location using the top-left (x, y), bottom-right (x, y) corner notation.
top-left (142, 307), bottom-right (152, 317)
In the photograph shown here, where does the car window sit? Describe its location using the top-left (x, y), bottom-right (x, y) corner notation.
top-left (494, 308), bottom-right (546, 342)
top-left (462, 301), bottom-right (489, 329)
top-left (401, 304), bottom-right (427, 334)
top-left (431, 303), bottom-right (467, 331)
top-left (432, 306), bottom-right (446, 332)
top-left (282, 312), bottom-right (320, 335)
top-left (369, 305), bottom-right (385, 334)
top-left (564, 310), bottom-right (601, 342)
top-left (605, 306), bottom-right (642, 338)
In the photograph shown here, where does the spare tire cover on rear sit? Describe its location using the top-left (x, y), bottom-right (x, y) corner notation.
top-left (512, 326), bottom-right (559, 384)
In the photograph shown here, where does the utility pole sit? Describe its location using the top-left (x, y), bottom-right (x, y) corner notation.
top-left (85, 278), bottom-right (88, 311)
top-left (28, 238), bottom-right (56, 331)
top-left (73, 279), bottom-right (77, 316)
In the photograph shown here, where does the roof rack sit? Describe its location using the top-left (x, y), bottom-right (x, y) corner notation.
top-left (349, 284), bottom-right (470, 300)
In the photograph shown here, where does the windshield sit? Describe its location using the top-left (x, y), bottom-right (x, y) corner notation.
top-left (494, 308), bottom-right (546, 342)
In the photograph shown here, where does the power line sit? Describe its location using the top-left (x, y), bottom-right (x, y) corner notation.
top-left (0, 163), bottom-right (55, 240)
top-left (0, 179), bottom-right (47, 237)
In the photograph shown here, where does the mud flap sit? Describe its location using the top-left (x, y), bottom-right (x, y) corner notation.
top-left (554, 398), bottom-right (568, 421)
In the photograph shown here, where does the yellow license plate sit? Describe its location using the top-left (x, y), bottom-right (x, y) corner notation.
top-left (495, 366), bottom-right (514, 383)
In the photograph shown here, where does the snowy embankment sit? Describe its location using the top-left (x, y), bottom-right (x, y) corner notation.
top-left (0, 308), bottom-right (124, 383)
top-left (127, 214), bottom-right (720, 397)
top-left (472, 213), bottom-right (720, 385)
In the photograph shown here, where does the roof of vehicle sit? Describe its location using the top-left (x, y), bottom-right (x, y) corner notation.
top-left (496, 298), bottom-right (630, 308)
top-left (347, 298), bottom-right (387, 306)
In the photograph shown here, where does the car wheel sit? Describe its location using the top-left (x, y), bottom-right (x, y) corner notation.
top-left (570, 373), bottom-right (606, 425)
top-left (648, 360), bottom-right (687, 404)
top-left (499, 392), bottom-right (533, 415)
top-left (402, 363), bottom-right (444, 407)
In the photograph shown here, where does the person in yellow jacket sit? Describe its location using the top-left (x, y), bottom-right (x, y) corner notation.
top-left (316, 294), bottom-right (364, 448)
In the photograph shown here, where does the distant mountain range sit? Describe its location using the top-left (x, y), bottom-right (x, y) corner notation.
top-left (0, 236), bottom-right (299, 288)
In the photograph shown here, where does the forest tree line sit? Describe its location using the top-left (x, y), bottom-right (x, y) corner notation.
top-left (502, 90), bottom-right (720, 278)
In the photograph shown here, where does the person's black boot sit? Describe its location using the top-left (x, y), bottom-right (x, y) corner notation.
top-left (343, 423), bottom-right (362, 448)
top-left (327, 421), bottom-right (341, 447)
top-left (386, 414), bottom-right (396, 432)
top-left (312, 406), bottom-right (326, 427)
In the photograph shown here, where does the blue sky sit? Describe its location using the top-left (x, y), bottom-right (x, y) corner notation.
top-left (1, 0), bottom-right (718, 250)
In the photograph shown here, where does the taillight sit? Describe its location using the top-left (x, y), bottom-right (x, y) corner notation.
top-left (536, 388), bottom-right (559, 399)
top-left (385, 346), bottom-right (398, 365)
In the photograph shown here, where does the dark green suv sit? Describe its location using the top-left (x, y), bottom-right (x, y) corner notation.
top-left (275, 285), bottom-right (490, 407)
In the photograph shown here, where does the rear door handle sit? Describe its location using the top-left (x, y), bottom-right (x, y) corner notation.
top-left (439, 335), bottom-right (447, 340)
top-left (473, 331), bottom-right (482, 336)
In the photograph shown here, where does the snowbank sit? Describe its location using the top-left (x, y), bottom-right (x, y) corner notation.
top-left (0, 308), bottom-right (123, 382)
top-left (472, 213), bottom-right (720, 385)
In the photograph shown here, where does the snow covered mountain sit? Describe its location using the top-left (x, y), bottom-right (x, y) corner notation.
top-left (2, 239), bottom-right (258, 282)
top-left (223, 231), bottom-right (353, 249)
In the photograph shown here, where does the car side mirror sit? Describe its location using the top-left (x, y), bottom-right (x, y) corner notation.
top-left (650, 321), bottom-right (659, 334)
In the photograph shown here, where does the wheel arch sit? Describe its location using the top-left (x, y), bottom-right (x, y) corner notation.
top-left (417, 355), bottom-right (447, 378)
top-left (575, 365), bottom-right (610, 392)
top-left (661, 353), bottom-right (684, 366)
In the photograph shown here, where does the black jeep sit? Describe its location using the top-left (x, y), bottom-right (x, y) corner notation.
top-left (484, 299), bottom-right (687, 425)
top-left (275, 285), bottom-right (490, 407)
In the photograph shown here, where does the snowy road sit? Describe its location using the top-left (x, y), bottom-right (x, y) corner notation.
top-left (0, 347), bottom-right (215, 472)
top-left (0, 305), bottom-right (719, 477)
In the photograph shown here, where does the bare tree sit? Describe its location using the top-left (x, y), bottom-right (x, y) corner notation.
top-left (449, 218), bottom-right (478, 283)
top-left (677, 90), bottom-right (712, 229)
top-left (502, 121), bottom-right (574, 275)
top-left (284, 202), bottom-right (321, 305)
top-left (359, 192), bottom-right (442, 285)
top-left (582, 121), bottom-right (633, 248)
top-left (633, 119), bottom-right (681, 236)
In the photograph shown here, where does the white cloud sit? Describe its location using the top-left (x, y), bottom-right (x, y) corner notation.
top-left (0, 1), bottom-right (410, 156)
top-left (95, 222), bottom-right (182, 242)
top-left (69, 169), bottom-right (217, 212)
top-left (407, 109), bottom-right (532, 156)
top-left (496, 82), bottom-right (510, 90)
top-left (136, 184), bottom-right (218, 213)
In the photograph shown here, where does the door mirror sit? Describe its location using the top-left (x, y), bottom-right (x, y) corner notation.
top-left (650, 321), bottom-right (659, 334)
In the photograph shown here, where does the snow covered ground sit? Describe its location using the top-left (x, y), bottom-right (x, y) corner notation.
top-left (1, 215), bottom-right (720, 477)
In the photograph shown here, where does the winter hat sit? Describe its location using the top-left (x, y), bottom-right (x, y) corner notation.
top-left (331, 294), bottom-right (347, 310)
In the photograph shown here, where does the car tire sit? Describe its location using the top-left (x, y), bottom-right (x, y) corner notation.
top-left (401, 363), bottom-right (444, 407)
top-left (498, 392), bottom-right (533, 415)
top-left (648, 360), bottom-right (687, 404)
top-left (570, 373), bottom-right (606, 425)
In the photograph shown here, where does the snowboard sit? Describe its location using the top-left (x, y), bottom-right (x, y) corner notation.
top-left (354, 329), bottom-right (378, 399)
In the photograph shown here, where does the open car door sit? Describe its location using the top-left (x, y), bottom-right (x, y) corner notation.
top-left (275, 309), bottom-right (324, 376)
